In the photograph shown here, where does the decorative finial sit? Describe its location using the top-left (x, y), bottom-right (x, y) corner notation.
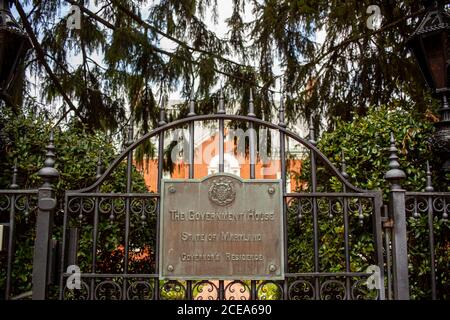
top-left (10, 159), bottom-right (18, 189)
top-left (278, 93), bottom-right (286, 127)
top-left (443, 94), bottom-right (449, 109)
top-left (24, 208), bottom-right (30, 223)
top-left (341, 150), bottom-right (349, 180)
top-left (37, 130), bottom-right (59, 187)
top-left (188, 87), bottom-right (196, 117)
top-left (359, 212), bottom-right (364, 226)
top-left (440, 94), bottom-right (450, 122)
top-left (297, 201), bottom-right (302, 224)
top-left (309, 114), bottom-right (316, 146)
top-left (95, 155), bottom-right (103, 180)
top-left (159, 95), bottom-right (167, 126)
top-left (248, 88), bottom-right (256, 117)
top-left (140, 212), bottom-right (147, 226)
top-left (125, 119), bottom-right (134, 147)
top-left (425, 161), bottom-right (434, 192)
top-left (385, 132), bottom-right (406, 190)
top-left (217, 87), bottom-right (225, 114)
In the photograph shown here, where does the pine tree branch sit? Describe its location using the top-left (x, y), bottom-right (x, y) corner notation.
top-left (115, 1), bottom-right (252, 70)
top-left (66, 0), bottom-right (116, 29)
top-left (65, 0), bottom-right (280, 93)
top-left (54, 105), bottom-right (74, 127)
top-left (68, 1), bottom-right (425, 96)
top-left (44, 53), bottom-right (73, 75)
top-left (94, 2), bottom-right (112, 16)
top-left (86, 56), bottom-right (107, 70)
top-left (311, 8), bottom-right (425, 70)
top-left (292, 8), bottom-right (426, 94)
top-left (14, 0), bottom-right (86, 123)
top-left (66, 0), bottom-right (252, 74)
top-left (26, 0), bottom-right (42, 19)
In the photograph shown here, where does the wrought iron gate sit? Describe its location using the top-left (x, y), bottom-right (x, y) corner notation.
top-left (2, 97), bottom-right (448, 300)
top-left (52, 96), bottom-right (387, 300)
top-left (6, 92), bottom-right (450, 300)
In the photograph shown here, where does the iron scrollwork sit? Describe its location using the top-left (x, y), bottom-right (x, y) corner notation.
top-left (288, 279), bottom-right (315, 300)
top-left (94, 279), bottom-right (123, 300)
top-left (224, 280), bottom-right (250, 300)
top-left (126, 280), bottom-right (154, 300)
top-left (63, 279), bottom-right (90, 300)
top-left (193, 280), bottom-right (219, 300)
top-left (319, 279), bottom-right (347, 300)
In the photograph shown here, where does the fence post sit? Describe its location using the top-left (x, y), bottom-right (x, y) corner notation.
top-left (5, 160), bottom-right (19, 300)
top-left (32, 130), bottom-right (59, 300)
top-left (385, 133), bottom-right (409, 300)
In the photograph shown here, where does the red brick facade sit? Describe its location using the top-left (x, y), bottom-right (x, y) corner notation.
top-left (136, 131), bottom-right (304, 192)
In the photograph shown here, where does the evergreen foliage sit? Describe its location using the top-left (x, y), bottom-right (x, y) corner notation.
top-left (6, 1), bottom-right (439, 134)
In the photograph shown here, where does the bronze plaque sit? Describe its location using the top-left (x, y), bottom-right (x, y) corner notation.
top-left (159, 173), bottom-right (284, 280)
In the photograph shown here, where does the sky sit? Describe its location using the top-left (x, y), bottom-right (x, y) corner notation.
top-left (155, 0), bottom-right (326, 99)
top-left (16, 1), bottom-right (326, 121)
top-left (59, 0), bottom-right (326, 99)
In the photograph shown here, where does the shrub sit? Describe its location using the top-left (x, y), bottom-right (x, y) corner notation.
top-left (0, 111), bottom-right (150, 298)
top-left (290, 104), bottom-right (449, 299)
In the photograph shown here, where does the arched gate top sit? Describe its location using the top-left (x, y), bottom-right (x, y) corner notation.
top-left (72, 114), bottom-right (370, 194)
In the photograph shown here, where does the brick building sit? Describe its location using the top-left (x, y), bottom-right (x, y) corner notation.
top-left (136, 110), bottom-right (308, 192)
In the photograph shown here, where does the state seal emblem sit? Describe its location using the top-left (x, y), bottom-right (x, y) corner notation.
top-left (208, 177), bottom-right (236, 206)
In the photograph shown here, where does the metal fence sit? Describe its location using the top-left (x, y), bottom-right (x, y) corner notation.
top-left (0, 96), bottom-right (448, 300)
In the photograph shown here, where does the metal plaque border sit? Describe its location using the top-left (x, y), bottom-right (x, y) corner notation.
top-left (159, 173), bottom-right (285, 280)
